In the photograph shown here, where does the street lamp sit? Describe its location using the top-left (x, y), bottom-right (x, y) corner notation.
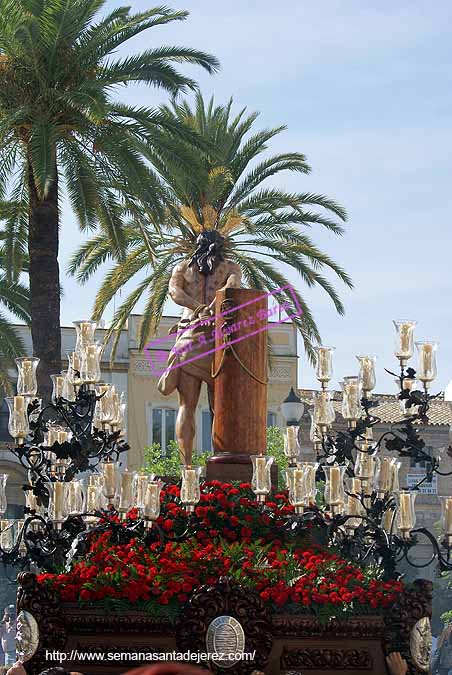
top-left (281, 387), bottom-right (304, 427)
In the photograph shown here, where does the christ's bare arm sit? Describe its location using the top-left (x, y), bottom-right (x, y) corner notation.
top-left (168, 262), bottom-right (200, 312)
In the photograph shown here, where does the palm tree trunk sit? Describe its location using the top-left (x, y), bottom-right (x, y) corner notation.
top-left (27, 158), bottom-right (61, 401)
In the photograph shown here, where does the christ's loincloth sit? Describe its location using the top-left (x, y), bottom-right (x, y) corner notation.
top-left (157, 312), bottom-right (214, 394)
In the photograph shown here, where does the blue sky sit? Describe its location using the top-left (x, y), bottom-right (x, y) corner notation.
top-left (59, 0), bottom-right (452, 392)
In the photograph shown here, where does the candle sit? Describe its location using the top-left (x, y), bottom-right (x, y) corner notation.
top-left (144, 481), bottom-right (163, 521)
top-left (102, 461), bottom-right (117, 501)
top-left (397, 491), bottom-right (416, 531)
top-left (341, 377), bottom-right (361, 422)
top-left (181, 466), bottom-right (202, 507)
top-left (313, 391), bottom-right (335, 427)
top-left (256, 457), bottom-right (266, 491)
top-left (329, 466), bottom-right (341, 503)
top-left (382, 508), bottom-right (396, 534)
top-left (57, 429), bottom-right (68, 444)
top-left (302, 462), bottom-right (319, 503)
top-left (284, 426), bottom-right (300, 461)
top-left (17, 520), bottom-right (27, 553)
top-left (315, 346), bottom-right (334, 383)
top-left (416, 341), bottom-right (438, 383)
top-left (286, 467), bottom-right (306, 509)
top-left (85, 485), bottom-right (99, 524)
top-left (81, 343), bottom-right (101, 383)
top-left (398, 493), bottom-right (411, 529)
top-left (16, 357), bottom-right (39, 396)
top-left (14, 396), bottom-right (25, 414)
top-left (7, 396), bottom-right (29, 439)
top-left (67, 351), bottom-right (82, 388)
top-left (393, 320), bottom-right (416, 360)
top-left (0, 520), bottom-right (14, 551)
top-left (377, 457), bottom-right (392, 493)
top-left (357, 355), bottom-right (376, 393)
top-left (134, 472), bottom-right (150, 510)
top-left (390, 460), bottom-right (401, 493)
top-left (81, 322), bottom-right (90, 341)
top-left (441, 497), bottom-right (452, 536)
top-left (119, 469), bottom-right (135, 512)
top-left (53, 482), bottom-right (66, 521)
top-left (51, 374), bottom-right (65, 402)
top-left (66, 481), bottom-right (84, 515)
top-left (350, 477), bottom-right (362, 495)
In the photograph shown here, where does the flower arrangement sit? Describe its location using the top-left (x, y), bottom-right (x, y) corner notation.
top-left (38, 481), bottom-right (403, 621)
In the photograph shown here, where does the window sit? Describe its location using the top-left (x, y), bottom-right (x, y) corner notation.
top-left (151, 408), bottom-right (176, 452)
top-left (6, 504), bottom-right (24, 519)
top-left (410, 445), bottom-right (434, 468)
top-left (0, 399), bottom-right (12, 442)
top-left (201, 409), bottom-right (213, 452)
top-left (267, 411), bottom-right (277, 427)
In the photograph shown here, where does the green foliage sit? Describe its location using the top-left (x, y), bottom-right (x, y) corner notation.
top-left (142, 440), bottom-right (209, 477)
top-left (0, 253), bottom-right (30, 394)
top-left (143, 427), bottom-right (287, 482)
top-left (69, 93), bottom-right (352, 363)
top-left (0, 0), bottom-right (219, 319)
top-left (266, 425), bottom-right (287, 485)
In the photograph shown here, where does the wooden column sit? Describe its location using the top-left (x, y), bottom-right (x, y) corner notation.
top-left (206, 288), bottom-right (270, 483)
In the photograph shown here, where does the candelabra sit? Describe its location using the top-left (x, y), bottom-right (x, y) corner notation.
top-left (4, 321), bottom-right (129, 508)
top-left (276, 320), bottom-right (452, 578)
top-left (2, 319), bottom-right (452, 581)
top-left (0, 463), bottom-right (204, 573)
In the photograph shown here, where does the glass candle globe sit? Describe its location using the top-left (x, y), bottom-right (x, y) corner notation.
top-left (393, 320), bottom-right (416, 362)
top-left (285, 465), bottom-right (307, 512)
top-left (118, 469), bottom-right (136, 514)
top-left (180, 466), bottom-right (202, 511)
top-left (341, 377), bottom-right (362, 423)
top-left (284, 426), bottom-right (300, 463)
top-left (6, 396), bottom-right (30, 441)
top-left (356, 355), bottom-right (377, 394)
top-left (80, 343), bottom-right (102, 384)
top-left (15, 357), bottom-right (40, 396)
top-left (49, 482), bottom-right (67, 524)
top-left (0, 520), bottom-right (14, 552)
top-left (323, 464), bottom-right (346, 508)
top-left (315, 346), bottom-right (335, 384)
top-left (440, 496), bottom-right (452, 537)
top-left (101, 461), bottom-right (119, 502)
top-left (144, 479), bottom-right (164, 523)
top-left (396, 490), bottom-right (417, 535)
top-left (74, 320), bottom-right (97, 355)
top-left (0, 475), bottom-right (7, 517)
top-left (415, 340), bottom-right (438, 385)
top-left (95, 384), bottom-right (115, 425)
top-left (66, 480), bottom-right (85, 516)
top-left (313, 391), bottom-right (335, 428)
top-left (251, 455), bottom-right (273, 502)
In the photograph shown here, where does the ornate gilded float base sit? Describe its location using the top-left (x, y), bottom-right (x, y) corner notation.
top-left (16, 574), bottom-right (432, 675)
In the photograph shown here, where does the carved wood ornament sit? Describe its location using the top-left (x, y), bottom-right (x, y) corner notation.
top-left (15, 574), bottom-right (432, 675)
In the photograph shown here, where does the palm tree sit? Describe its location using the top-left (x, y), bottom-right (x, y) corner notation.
top-left (0, 1), bottom-right (219, 398)
top-left (70, 95), bottom-right (353, 361)
top-left (0, 241), bottom-right (30, 394)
